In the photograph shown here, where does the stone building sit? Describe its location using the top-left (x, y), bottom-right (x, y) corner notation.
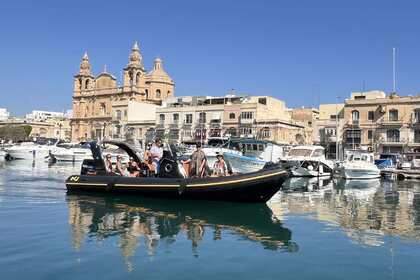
top-left (155, 95), bottom-right (307, 145)
top-left (290, 107), bottom-right (319, 145)
top-left (70, 42), bottom-right (174, 141)
top-left (343, 90), bottom-right (420, 154)
top-left (315, 103), bottom-right (344, 159)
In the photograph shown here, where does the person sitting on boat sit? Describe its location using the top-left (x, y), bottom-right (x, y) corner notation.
top-left (212, 154), bottom-right (227, 176)
top-left (190, 142), bottom-right (208, 178)
top-left (127, 157), bottom-right (140, 177)
top-left (150, 138), bottom-right (163, 175)
top-left (105, 154), bottom-right (113, 173)
top-left (114, 155), bottom-right (126, 176)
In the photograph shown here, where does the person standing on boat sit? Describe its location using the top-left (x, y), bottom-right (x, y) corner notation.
top-left (150, 138), bottom-right (163, 175)
top-left (190, 142), bottom-right (208, 178)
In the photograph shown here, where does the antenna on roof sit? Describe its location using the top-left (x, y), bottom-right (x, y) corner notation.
top-left (392, 47), bottom-right (396, 93)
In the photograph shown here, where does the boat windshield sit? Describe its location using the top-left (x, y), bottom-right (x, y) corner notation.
top-left (288, 148), bottom-right (312, 157)
top-left (349, 154), bottom-right (371, 162)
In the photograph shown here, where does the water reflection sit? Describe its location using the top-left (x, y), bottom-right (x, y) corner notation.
top-left (67, 195), bottom-right (296, 269)
top-left (270, 177), bottom-right (420, 246)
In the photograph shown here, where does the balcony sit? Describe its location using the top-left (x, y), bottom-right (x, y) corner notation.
top-left (240, 118), bottom-right (254, 124)
top-left (379, 117), bottom-right (403, 127)
top-left (170, 123), bottom-right (179, 129)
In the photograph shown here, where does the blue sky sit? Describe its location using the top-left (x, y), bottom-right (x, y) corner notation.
top-left (1, 0), bottom-right (419, 116)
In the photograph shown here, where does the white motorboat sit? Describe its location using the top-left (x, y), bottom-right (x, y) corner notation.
top-left (6, 142), bottom-right (56, 160)
top-left (337, 150), bottom-right (380, 179)
top-left (282, 146), bottom-right (334, 177)
top-left (50, 142), bottom-right (93, 162)
top-left (223, 139), bottom-right (286, 173)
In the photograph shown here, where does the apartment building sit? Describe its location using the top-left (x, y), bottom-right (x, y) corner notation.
top-left (343, 90), bottom-right (420, 154)
top-left (155, 95), bottom-right (307, 144)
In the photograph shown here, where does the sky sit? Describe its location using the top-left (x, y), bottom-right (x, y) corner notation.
top-left (1, 0), bottom-right (420, 116)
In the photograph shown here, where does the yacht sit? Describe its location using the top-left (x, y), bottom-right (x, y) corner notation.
top-left (50, 142), bottom-right (93, 162)
top-left (282, 145), bottom-right (334, 177)
top-left (337, 150), bottom-right (381, 179)
top-left (6, 141), bottom-right (57, 160)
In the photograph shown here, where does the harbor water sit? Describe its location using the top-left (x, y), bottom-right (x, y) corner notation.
top-left (1, 160), bottom-right (420, 279)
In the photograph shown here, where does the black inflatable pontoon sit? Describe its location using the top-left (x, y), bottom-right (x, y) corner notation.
top-left (65, 141), bottom-right (289, 203)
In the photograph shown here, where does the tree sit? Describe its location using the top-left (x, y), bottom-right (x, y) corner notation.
top-left (0, 125), bottom-right (32, 142)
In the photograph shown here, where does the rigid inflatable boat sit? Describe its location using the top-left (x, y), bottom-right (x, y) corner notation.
top-left (65, 141), bottom-right (289, 203)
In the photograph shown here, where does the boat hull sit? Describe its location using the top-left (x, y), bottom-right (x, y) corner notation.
top-left (340, 168), bottom-right (381, 179)
top-left (7, 149), bottom-right (50, 160)
top-left (66, 168), bottom-right (288, 203)
top-left (53, 153), bottom-right (93, 162)
top-left (223, 153), bottom-right (266, 173)
top-left (291, 167), bottom-right (332, 177)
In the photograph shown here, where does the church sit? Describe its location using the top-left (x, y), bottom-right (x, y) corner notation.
top-left (71, 42), bottom-right (175, 141)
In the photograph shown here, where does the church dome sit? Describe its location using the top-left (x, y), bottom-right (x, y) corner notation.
top-left (146, 58), bottom-right (174, 84)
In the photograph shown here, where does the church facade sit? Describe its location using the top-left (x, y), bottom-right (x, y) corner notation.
top-left (71, 42), bottom-right (174, 141)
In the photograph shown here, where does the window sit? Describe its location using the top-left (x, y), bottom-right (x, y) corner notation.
top-left (225, 127), bottom-right (237, 137)
top-left (345, 129), bottom-right (361, 144)
top-left (260, 127), bottom-right (270, 138)
top-left (414, 109), bottom-right (420, 123)
top-left (258, 98), bottom-right (267, 105)
top-left (354, 96), bottom-right (366, 100)
top-left (241, 112), bottom-right (253, 119)
top-left (156, 89), bottom-right (161, 99)
top-left (387, 129), bottom-right (400, 142)
top-left (145, 89), bottom-right (149, 99)
top-left (312, 149), bottom-right (324, 157)
top-left (330, 115), bottom-right (337, 120)
top-left (100, 103), bottom-right (106, 116)
top-left (185, 114), bottom-right (193, 124)
top-left (116, 110), bottom-right (122, 120)
top-left (124, 110), bottom-right (127, 117)
top-left (159, 114), bottom-right (165, 124)
top-left (85, 79), bottom-right (90, 90)
top-left (367, 130), bottom-right (373, 140)
top-left (389, 109), bottom-right (398, 121)
top-left (240, 126), bottom-right (252, 135)
top-left (351, 110), bottom-right (359, 124)
top-left (368, 111), bottom-right (374, 121)
top-left (229, 113), bottom-right (235, 119)
top-left (352, 110), bottom-right (359, 121)
top-left (199, 112), bottom-right (206, 123)
top-left (173, 113), bottom-right (179, 123)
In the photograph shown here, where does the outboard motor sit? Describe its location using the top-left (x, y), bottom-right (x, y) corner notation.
top-left (81, 159), bottom-right (107, 175)
top-left (158, 150), bottom-right (183, 178)
top-left (81, 141), bottom-right (107, 175)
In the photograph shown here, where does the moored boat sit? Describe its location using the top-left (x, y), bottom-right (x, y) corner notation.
top-left (282, 145), bottom-right (334, 177)
top-left (6, 141), bottom-right (57, 160)
top-left (337, 150), bottom-right (380, 179)
top-left (65, 141), bottom-right (289, 203)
